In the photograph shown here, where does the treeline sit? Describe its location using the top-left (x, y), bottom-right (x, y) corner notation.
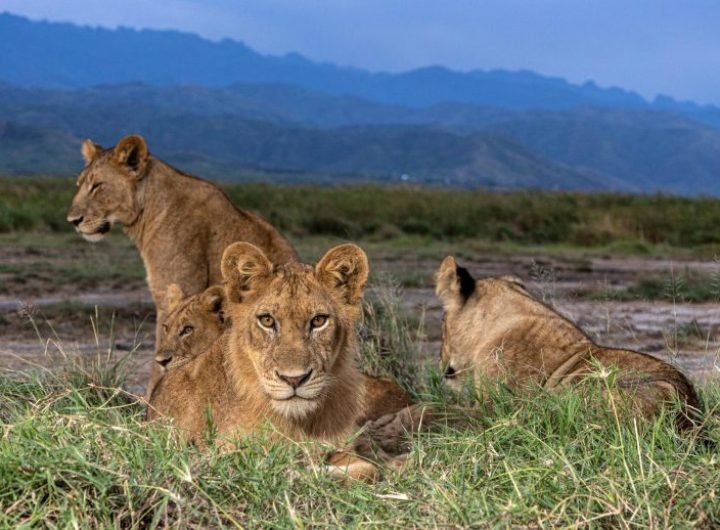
top-left (3, 178), bottom-right (720, 247)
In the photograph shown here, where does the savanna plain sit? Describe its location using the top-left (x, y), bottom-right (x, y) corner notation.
top-left (2, 178), bottom-right (720, 528)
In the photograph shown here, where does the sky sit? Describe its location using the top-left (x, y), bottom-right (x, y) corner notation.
top-left (3, 0), bottom-right (720, 104)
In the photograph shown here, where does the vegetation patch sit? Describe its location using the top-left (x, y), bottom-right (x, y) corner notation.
top-left (6, 178), bottom-right (720, 255)
top-left (584, 269), bottom-right (720, 303)
top-left (1, 360), bottom-right (719, 527)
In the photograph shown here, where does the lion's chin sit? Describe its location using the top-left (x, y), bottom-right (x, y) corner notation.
top-left (78, 221), bottom-right (111, 242)
top-left (270, 397), bottom-right (320, 420)
top-left (80, 231), bottom-right (107, 243)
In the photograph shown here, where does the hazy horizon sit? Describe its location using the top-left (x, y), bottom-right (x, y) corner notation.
top-left (3, 1), bottom-right (720, 106)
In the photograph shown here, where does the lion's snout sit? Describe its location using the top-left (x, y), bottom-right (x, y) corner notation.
top-left (67, 212), bottom-right (84, 226)
top-left (155, 351), bottom-right (173, 368)
top-left (276, 369), bottom-right (313, 389)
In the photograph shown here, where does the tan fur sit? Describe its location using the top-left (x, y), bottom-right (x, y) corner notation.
top-left (145, 284), bottom-right (226, 394)
top-left (148, 243), bottom-right (371, 446)
top-left (148, 284), bottom-right (412, 428)
top-left (435, 256), bottom-right (701, 428)
top-left (66, 134), bottom-right (298, 396)
top-left (358, 376), bottom-right (413, 426)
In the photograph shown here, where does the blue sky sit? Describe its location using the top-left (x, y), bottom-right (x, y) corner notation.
top-left (4, 0), bottom-right (720, 104)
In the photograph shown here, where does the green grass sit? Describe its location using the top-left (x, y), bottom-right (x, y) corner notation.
top-left (7, 177), bottom-right (720, 256)
top-left (4, 178), bottom-right (720, 526)
top-left (2, 287), bottom-right (719, 528)
top-left (583, 268), bottom-right (720, 303)
top-left (2, 362), bottom-right (719, 528)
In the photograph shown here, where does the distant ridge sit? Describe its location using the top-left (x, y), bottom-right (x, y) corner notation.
top-left (1, 11), bottom-right (719, 128)
top-left (3, 12), bottom-right (720, 195)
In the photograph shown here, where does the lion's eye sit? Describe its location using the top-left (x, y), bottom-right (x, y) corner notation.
top-left (179, 325), bottom-right (194, 337)
top-left (310, 315), bottom-right (328, 329)
top-left (258, 315), bottom-right (275, 329)
top-left (89, 182), bottom-right (103, 193)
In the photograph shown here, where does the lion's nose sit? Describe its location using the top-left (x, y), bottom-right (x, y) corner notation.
top-left (444, 366), bottom-right (457, 379)
top-left (67, 214), bottom-right (84, 227)
top-left (276, 369), bottom-right (313, 389)
top-left (155, 353), bottom-right (173, 368)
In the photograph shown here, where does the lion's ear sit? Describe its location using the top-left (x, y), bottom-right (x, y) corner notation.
top-left (113, 134), bottom-right (149, 178)
top-left (221, 243), bottom-right (273, 303)
top-left (435, 256), bottom-right (476, 309)
top-left (315, 244), bottom-right (369, 306)
top-left (81, 139), bottom-right (101, 165)
top-left (201, 285), bottom-right (225, 314)
top-left (165, 284), bottom-right (184, 312)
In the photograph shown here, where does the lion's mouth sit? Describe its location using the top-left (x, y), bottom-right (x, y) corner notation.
top-left (265, 381), bottom-right (324, 419)
top-left (276, 394), bottom-right (312, 401)
top-left (270, 394), bottom-right (321, 419)
top-left (78, 221), bottom-right (111, 241)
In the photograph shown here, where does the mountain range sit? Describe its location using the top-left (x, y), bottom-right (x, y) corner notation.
top-left (1, 12), bottom-right (719, 195)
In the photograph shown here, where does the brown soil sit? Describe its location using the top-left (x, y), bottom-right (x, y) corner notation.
top-left (2, 240), bottom-right (719, 394)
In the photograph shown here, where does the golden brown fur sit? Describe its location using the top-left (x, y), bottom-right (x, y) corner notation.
top-left (435, 256), bottom-right (700, 428)
top-left (66, 135), bottom-right (298, 395)
top-left (146, 284), bottom-right (226, 394)
top-left (358, 377), bottom-right (413, 426)
top-left (148, 242), bottom-right (370, 445)
top-left (148, 281), bottom-right (412, 429)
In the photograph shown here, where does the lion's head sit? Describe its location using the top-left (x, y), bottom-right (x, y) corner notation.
top-left (435, 255), bottom-right (528, 390)
top-left (155, 284), bottom-right (227, 371)
top-left (66, 134), bottom-right (150, 241)
top-left (221, 242), bottom-right (368, 422)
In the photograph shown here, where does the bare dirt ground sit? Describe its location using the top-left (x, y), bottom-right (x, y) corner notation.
top-left (2, 235), bottom-right (719, 395)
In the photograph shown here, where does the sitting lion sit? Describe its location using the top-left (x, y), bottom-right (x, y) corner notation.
top-left (435, 256), bottom-right (700, 428)
top-left (66, 134), bottom-right (298, 396)
top-left (149, 282), bottom-right (412, 427)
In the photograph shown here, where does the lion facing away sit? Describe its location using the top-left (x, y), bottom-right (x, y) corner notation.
top-left (66, 134), bottom-right (298, 395)
top-left (435, 256), bottom-right (701, 428)
top-left (148, 281), bottom-right (412, 428)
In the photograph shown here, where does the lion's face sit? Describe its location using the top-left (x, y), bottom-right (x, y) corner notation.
top-left (67, 135), bottom-right (149, 241)
top-left (222, 242), bottom-right (368, 421)
top-left (155, 284), bottom-right (226, 371)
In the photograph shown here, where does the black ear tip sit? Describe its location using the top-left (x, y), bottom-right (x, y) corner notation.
top-left (456, 265), bottom-right (476, 302)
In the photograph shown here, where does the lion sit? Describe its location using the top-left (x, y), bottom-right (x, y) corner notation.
top-left (146, 284), bottom-right (226, 394)
top-left (66, 134), bottom-right (298, 396)
top-left (147, 242), bottom-right (411, 479)
top-left (148, 282), bottom-right (412, 427)
top-left (434, 256), bottom-right (701, 428)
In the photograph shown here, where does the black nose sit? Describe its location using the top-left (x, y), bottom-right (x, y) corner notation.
top-left (68, 215), bottom-right (83, 227)
top-left (155, 354), bottom-right (172, 368)
top-left (444, 366), bottom-right (457, 379)
top-left (277, 369), bottom-right (313, 389)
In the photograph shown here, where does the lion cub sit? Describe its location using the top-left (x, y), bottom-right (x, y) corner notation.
top-left (435, 256), bottom-right (700, 428)
top-left (146, 284), bottom-right (226, 395)
top-left (148, 283), bottom-right (412, 427)
top-left (148, 242), bottom-right (413, 454)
